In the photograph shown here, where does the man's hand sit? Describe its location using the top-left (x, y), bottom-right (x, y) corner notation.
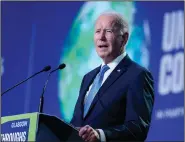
top-left (79, 125), bottom-right (100, 142)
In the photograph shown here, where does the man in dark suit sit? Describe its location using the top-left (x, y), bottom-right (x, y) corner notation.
top-left (71, 11), bottom-right (154, 142)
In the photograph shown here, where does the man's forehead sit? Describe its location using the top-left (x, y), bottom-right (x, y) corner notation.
top-left (96, 15), bottom-right (116, 23)
top-left (95, 15), bottom-right (117, 28)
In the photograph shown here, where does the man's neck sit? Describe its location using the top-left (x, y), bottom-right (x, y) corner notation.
top-left (102, 52), bottom-right (125, 64)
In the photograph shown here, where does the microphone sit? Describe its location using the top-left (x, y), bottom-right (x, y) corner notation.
top-left (38, 63), bottom-right (66, 113)
top-left (1, 65), bottom-right (51, 96)
top-left (49, 63), bottom-right (66, 74)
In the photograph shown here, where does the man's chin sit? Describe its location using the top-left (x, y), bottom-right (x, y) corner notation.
top-left (98, 54), bottom-right (108, 59)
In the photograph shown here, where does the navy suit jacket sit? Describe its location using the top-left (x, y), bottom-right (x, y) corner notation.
top-left (71, 55), bottom-right (154, 141)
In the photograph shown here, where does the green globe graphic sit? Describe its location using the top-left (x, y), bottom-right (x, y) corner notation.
top-left (58, 1), bottom-right (150, 122)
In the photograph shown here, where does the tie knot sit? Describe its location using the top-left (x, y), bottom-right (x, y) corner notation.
top-left (100, 65), bottom-right (110, 75)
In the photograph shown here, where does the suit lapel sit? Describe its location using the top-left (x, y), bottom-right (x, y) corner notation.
top-left (79, 66), bottom-right (101, 114)
top-left (84, 55), bottom-right (132, 119)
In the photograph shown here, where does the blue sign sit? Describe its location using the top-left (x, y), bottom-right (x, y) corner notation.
top-left (1, 119), bottom-right (30, 142)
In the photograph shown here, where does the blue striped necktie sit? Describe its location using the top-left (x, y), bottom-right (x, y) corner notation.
top-left (83, 65), bottom-right (110, 117)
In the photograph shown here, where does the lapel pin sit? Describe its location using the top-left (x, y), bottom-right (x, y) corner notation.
top-left (117, 69), bottom-right (121, 72)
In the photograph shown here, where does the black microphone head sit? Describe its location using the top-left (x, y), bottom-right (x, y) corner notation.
top-left (43, 65), bottom-right (51, 72)
top-left (58, 63), bottom-right (66, 70)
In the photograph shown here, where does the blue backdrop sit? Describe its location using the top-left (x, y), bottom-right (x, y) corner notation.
top-left (1, 1), bottom-right (184, 141)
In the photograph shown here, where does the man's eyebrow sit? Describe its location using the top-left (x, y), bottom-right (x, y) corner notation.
top-left (95, 28), bottom-right (113, 30)
top-left (105, 28), bottom-right (113, 30)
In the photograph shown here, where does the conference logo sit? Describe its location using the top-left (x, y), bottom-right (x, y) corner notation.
top-left (156, 10), bottom-right (184, 120)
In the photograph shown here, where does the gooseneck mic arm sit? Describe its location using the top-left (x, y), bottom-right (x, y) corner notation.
top-left (38, 63), bottom-right (66, 113)
top-left (1, 65), bottom-right (51, 96)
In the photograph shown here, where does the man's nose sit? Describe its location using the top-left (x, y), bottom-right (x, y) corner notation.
top-left (100, 31), bottom-right (106, 40)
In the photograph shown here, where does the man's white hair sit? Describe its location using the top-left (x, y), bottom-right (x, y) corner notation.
top-left (97, 11), bottom-right (129, 35)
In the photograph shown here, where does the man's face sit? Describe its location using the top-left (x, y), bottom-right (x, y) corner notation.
top-left (94, 15), bottom-right (124, 63)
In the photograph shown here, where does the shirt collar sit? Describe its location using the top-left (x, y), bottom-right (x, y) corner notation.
top-left (101, 51), bottom-right (127, 70)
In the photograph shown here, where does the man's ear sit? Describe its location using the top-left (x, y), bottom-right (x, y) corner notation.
top-left (121, 32), bottom-right (129, 47)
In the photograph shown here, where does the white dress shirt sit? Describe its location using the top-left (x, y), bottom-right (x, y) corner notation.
top-left (84, 52), bottom-right (127, 142)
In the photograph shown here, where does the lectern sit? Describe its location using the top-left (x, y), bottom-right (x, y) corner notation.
top-left (1, 112), bottom-right (83, 142)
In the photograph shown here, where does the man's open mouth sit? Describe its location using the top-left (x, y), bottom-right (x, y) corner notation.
top-left (98, 45), bottom-right (108, 48)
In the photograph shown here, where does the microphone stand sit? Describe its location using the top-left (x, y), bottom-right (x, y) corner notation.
top-left (38, 73), bottom-right (51, 114)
